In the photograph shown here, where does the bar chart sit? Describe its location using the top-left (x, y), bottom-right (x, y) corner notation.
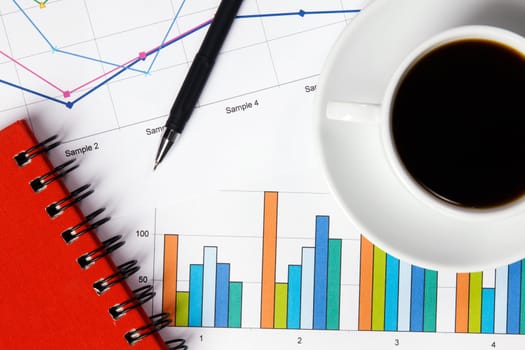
top-left (156, 190), bottom-right (525, 338)
top-left (160, 191), bottom-right (344, 330)
top-left (9, 0), bottom-right (525, 348)
top-left (162, 236), bottom-right (243, 328)
top-left (455, 262), bottom-right (525, 334)
top-left (358, 236), bottom-right (438, 332)
top-left (259, 192), bottom-right (342, 330)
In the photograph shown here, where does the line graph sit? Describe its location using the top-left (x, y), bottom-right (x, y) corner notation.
top-left (1, 0), bottom-right (360, 109)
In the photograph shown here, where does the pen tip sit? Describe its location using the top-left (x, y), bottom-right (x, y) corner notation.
top-left (153, 162), bottom-right (159, 171)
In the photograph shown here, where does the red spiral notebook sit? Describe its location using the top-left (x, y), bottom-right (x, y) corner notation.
top-left (0, 120), bottom-right (185, 349)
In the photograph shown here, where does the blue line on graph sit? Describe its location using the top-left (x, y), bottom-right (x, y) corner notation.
top-left (0, 78), bottom-right (68, 106)
top-left (12, 0), bottom-right (54, 49)
top-left (53, 48), bottom-right (145, 74)
top-left (12, 0), bottom-right (149, 75)
top-left (68, 20), bottom-right (209, 108)
top-left (237, 9), bottom-right (360, 19)
top-left (3, 1), bottom-right (361, 108)
top-left (146, 0), bottom-right (188, 74)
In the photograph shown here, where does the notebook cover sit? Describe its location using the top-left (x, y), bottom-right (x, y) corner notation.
top-left (0, 120), bottom-right (168, 349)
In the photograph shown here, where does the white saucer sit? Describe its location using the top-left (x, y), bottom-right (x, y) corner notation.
top-left (314, 0), bottom-right (525, 271)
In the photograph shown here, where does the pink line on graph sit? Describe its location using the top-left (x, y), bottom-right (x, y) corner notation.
top-left (69, 56), bottom-right (140, 94)
top-left (0, 18), bottom-right (214, 99)
top-left (69, 18), bottom-right (213, 94)
top-left (0, 50), bottom-right (64, 94)
top-left (146, 18), bottom-right (213, 55)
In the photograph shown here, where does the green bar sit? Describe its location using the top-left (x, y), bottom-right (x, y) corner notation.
top-left (469, 272), bottom-right (483, 333)
top-left (372, 246), bottom-right (386, 330)
top-left (274, 283), bottom-right (288, 329)
top-left (229, 282), bottom-right (242, 328)
top-left (520, 259), bottom-right (525, 334)
top-left (175, 292), bottom-right (189, 327)
top-left (327, 239), bottom-right (342, 330)
top-left (423, 270), bottom-right (438, 332)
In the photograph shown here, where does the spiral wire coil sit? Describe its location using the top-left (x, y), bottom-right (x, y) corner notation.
top-left (17, 135), bottom-right (187, 349)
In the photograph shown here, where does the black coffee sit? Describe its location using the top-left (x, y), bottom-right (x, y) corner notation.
top-left (392, 39), bottom-right (525, 208)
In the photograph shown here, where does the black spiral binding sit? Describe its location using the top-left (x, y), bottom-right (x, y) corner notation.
top-left (16, 135), bottom-right (187, 350)
top-left (15, 134), bottom-right (60, 166)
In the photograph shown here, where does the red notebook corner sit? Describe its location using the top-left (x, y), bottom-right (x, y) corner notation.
top-left (0, 120), bottom-right (185, 349)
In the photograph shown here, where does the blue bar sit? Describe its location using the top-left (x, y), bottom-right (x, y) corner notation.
top-left (385, 254), bottom-right (400, 331)
top-left (507, 261), bottom-right (521, 334)
top-left (410, 266), bottom-right (425, 332)
top-left (188, 264), bottom-right (203, 327)
top-left (288, 265), bottom-right (302, 329)
top-left (495, 266), bottom-right (508, 333)
top-left (482, 288), bottom-right (495, 334)
top-left (202, 247), bottom-right (217, 327)
top-left (301, 247), bottom-right (315, 329)
top-left (215, 263), bottom-right (230, 328)
top-left (313, 216), bottom-right (329, 329)
top-left (398, 261), bottom-right (412, 331)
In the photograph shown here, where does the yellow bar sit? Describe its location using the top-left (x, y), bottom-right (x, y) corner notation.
top-left (469, 272), bottom-right (483, 333)
top-left (175, 292), bottom-right (189, 327)
top-left (274, 283), bottom-right (288, 329)
top-left (372, 246), bottom-right (386, 330)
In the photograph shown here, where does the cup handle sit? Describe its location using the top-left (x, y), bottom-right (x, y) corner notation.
top-left (326, 101), bottom-right (381, 124)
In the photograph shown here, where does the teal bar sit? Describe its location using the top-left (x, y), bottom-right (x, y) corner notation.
top-left (423, 270), bottom-right (438, 332)
top-left (229, 282), bottom-right (242, 328)
top-left (327, 239), bottom-right (342, 330)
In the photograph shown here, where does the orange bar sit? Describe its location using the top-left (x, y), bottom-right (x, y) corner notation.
top-left (163, 235), bottom-right (179, 326)
top-left (359, 235), bottom-right (374, 330)
top-left (456, 273), bottom-right (470, 333)
top-left (261, 192), bottom-right (278, 328)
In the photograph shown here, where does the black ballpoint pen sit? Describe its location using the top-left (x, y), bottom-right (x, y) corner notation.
top-left (154, 0), bottom-right (244, 170)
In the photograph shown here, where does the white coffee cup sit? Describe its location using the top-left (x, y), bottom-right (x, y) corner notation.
top-left (313, 25), bottom-right (525, 271)
top-left (325, 25), bottom-right (525, 221)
